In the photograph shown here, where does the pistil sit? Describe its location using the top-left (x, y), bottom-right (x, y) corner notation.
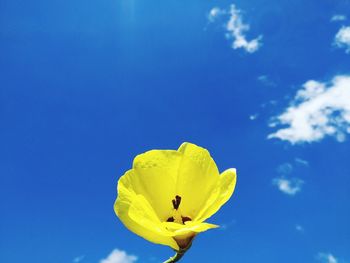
top-left (167, 196), bottom-right (192, 225)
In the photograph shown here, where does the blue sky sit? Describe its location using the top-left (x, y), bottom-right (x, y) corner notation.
top-left (1, 0), bottom-right (350, 262)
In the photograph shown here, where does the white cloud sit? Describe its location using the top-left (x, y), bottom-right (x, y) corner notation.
top-left (331, 15), bottom-right (347, 22)
top-left (100, 249), bottom-right (137, 263)
top-left (273, 177), bottom-right (304, 195)
top-left (334, 26), bottom-right (350, 53)
top-left (208, 7), bottom-right (225, 22)
top-left (317, 253), bottom-right (338, 263)
top-left (208, 5), bottom-right (262, 53)
top-left (73, 255), bottom-right (85, 263)
top-left (226, 5), bottom-right (262, 53)
top-left (268, 75), bottom-right (350, 144)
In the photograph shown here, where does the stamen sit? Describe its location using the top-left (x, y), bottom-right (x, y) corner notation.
top-left (176, 195), bottom-right (181, 205)
top-left (167, 217), bottom-right (175, 222)
top-left (172, 195), bottom-right (182, 210)
top-left (181, 216), bottom-right (191, 224)
top-left (172, 199), bottom-right (177, 209)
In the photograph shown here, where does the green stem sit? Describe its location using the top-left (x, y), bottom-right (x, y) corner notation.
top-left (163, 237), bottom-right (194, 262)
top-left (163, 250), bottom-right (186, 263)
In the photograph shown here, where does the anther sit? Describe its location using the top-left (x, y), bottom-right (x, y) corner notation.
top-left (172, 195), bottom-right (182, 210)
top-left (181, 216), bottom-right (191, 224)
top-left (167, 217), bottom-right (175, 222)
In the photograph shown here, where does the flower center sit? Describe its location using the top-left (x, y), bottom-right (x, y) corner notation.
top-left (166, 195), bottom-right (192, 224)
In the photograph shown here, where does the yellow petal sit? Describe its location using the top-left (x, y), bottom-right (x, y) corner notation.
top-left (162, 220), bottom-right (218, 249)
top-left (132, 150), bottom-right (182, 221)
top-left (163, 221), bottom-right (218, 236)
top-left (115, 170), bottom-right (179, 250)
top-left (175, 142), bottom-right (220, 218)
top-left (194, 168), bottom-right (237, 222)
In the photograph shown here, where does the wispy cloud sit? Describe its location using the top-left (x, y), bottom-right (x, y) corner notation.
top-left (226, 5), bottom-right (262, 53)
top-left (334, 26), bottom-right (350, 53)
top-left (208, 4), bottom-right (262, 53)
top-left (208, 7), bottom-right (225, 22)
top-left (295, 158), bottom-right (309, 167)
top-left (100, 249), bottom-right (137, 263)
top-left (257, 75), bottom-right (276, 87)
top-left (249, 113), bottom-right (258, 120)
top-left (276, 162), bottom-right (293, 176)
top-left (73, 255), bottom-right (85, 263)
top-left (295, 224), bottom-right (304, 232)
top-left (273, 159), bottom-right (307, 196)
top-left (219, 219), bottom-right (236, 231)
top-left (268, 75), bottom-right (350, 144)
top-left (331, 15), bottom-right (347, 22)
top-left (317, 253), bottom-right (338, 263)
top-left (273, 177), bottom-right (304, 195)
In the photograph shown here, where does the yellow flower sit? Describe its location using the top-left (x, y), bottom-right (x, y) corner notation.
top-left (114, 142), bottom-right (237, 251)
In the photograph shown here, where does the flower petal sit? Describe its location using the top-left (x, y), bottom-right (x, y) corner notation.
top-left (194, 168), bottom-right (237, 222)
top-left (115, 170), bottom-right (179, 250)
top-left (175, 143), bottom-right (220, 218)
top-left (132, 150), bottom-right (182, 221)
top-left (163, 221), bottom-right (218, 236)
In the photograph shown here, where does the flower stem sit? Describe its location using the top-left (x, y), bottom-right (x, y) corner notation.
top-left (163, 237), bottom-right (194, 262)
top-left (163, 250), bottom-right (186, 263)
